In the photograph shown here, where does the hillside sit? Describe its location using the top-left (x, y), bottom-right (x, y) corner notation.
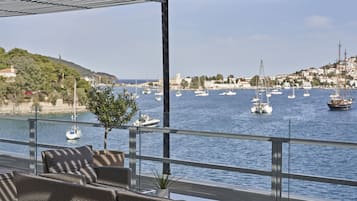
top-left (48, 56), bottom-right (118, 83)
top-left (0, 47), bottom-right (94, 106)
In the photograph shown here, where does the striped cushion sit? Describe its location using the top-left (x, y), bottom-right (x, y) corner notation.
top-left (0, 172), bottom-right (17, 201)
top-left (42, 145), bottom-right (97, 183)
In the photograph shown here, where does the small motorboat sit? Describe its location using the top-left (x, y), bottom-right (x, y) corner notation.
top-left (133, 114), bottom-right (160, 127)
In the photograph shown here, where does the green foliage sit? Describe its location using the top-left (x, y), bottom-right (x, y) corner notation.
top-left (250, 75), bottom-right (259, 86)
top-left (153, 170), bottom-right (173, 189)
top-left (180, 79), bottom-right (189, 89)
top-left (87, 86), bottom-right (138, 150)
top-left (216, 73), bottom-right (224, 81)
top-left (190, 76), bottom-right (199, 89)
top-left (0, 47), bottom-right (91, 105)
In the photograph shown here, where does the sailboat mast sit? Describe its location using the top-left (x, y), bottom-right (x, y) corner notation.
top-left (73, 80), bottom-right (77, 122)
top-left (336, 42), bottom-right (342, 96)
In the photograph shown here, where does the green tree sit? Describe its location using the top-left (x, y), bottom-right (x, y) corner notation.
top-left (250, 75), bottom-right (259, 86)
top-left (180, 80), bottom-right (189, 89)
top-left (216, 74), bottom-right (224, 81)
top-left (190, 76), bottom-right (199, 89)
top-left (87, 86), bottom-right (138, 150)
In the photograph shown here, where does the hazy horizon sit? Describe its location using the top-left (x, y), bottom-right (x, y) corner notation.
top-left (0, 0), bottom-right (356, 79)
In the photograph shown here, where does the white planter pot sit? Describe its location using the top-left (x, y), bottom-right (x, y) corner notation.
top-left (156, 189), bottom-right (170, 198)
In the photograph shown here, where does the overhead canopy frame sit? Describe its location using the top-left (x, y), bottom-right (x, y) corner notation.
top-left (0, 0), bottom-right (161, 17)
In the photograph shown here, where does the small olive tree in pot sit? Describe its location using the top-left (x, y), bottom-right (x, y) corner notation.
top-left (87, 86), bottom-right (138, 151)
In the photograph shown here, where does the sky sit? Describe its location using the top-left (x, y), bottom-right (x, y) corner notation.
top-left (0, 0), bottom-right (357, 79)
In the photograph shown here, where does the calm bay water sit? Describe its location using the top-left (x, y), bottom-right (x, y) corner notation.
top-left (0, 88), bottom-right (357, 200)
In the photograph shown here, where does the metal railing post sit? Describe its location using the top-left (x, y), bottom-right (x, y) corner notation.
top-left (29, 118), bottom-right (37, 175)
top-left (129, 128), bottom-right (137, 189)
top-left (271, 138), bottom-right (282, 201)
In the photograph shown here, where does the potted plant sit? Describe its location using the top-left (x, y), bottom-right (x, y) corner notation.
top-left (87, 85), bottom-right (137, 166)
top-left (153, 170), bottom-right (174, 198)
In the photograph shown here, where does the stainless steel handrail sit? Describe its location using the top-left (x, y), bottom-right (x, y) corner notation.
top-left (0, 117), bottom-right (356, 200)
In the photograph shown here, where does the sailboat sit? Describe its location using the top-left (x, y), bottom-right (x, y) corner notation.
top-left (327, 42), bottom-right (353, 110)
top-left (303, 89), bottom-right (310, 97)
top-left (195, 77), bottom-right (209, 96)
top-left (251, 60), bottom-right (272, 114)
top-left (154, 86), bottom-right (163, 101)
top-left (132, 80), bottom-right (140, 99)
top-left (66, 80), bottom-right (81, 140)
top-left (288, 85), bottom-right (296, 99)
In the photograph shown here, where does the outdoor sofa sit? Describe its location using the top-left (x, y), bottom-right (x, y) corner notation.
top-left (39, 145), bottom-right (172, 201)
top-left (41, 145), bottom-right (131, 189)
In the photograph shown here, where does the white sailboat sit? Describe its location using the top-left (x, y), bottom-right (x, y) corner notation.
top-left (288, 86), bottom-right (296, 99)
top-left (66, 80), bottom-right (81, 140)
top-left (303, 89), bottom-right (310, 97)
top-left (133, 80), bottom-right (140, 99)
top-left (251, 60), bottom-right (272, 114)
top-left (195, 77), bottom-right (209, 97)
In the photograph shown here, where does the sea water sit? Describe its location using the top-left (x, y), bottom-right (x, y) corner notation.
top-left (0, 88), bottom-right (357, 200)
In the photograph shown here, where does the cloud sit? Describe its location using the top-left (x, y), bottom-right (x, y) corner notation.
top-left (249, 34), bottom-right (272, 41)
top-left (305, 15), bottom-right (333, 29)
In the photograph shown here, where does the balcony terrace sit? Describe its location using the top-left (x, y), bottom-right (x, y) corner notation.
top-left (0, 116), bottom-right (356, 200)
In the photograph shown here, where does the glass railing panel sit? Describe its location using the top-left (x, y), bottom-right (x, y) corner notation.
top-left (0, 117), bottom-right (28, 156)
top-left (286, 120), bottom-right (357, 201)
top-left (283, 179), bottom-right (357, 201)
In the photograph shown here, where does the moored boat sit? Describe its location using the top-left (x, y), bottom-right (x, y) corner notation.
top-left (66, 80), bottom-right (81, 140)
top-left (133, 114), bottom-right (160, 127)
top-left (327, 42), bottom-right (353, 111)
top-left (251, 60), bottom-right (272, 114)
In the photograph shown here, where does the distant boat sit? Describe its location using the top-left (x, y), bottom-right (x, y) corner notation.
top-left (251, 97), bottom-right (259, 102)
top-left (195, 90), bottom-right (209, 97)
top-left (176, 90), bottom-right (182, 97)
top-left (327, 42), bottom-right (353, 111)
top-left (195, 77), bottom-right (209, 97)
top-left (155, 95), bottom-right (162, 101)
top-left (303, 89), bottom-right (310, 97)
top-left (288, 86), bottom-right (296, 99)
top-left (133, 114), bottom-right (160, 127)
top-left (219, 90), bottom-right (236, 96)
top-left (133, 80), bottom-right (140, 99)
top-left (251, 60), bottom-right (272, 114)
top-left (271, 88), bottom-right (282, 95)
top-left (142, 87), bottom-right (151, 95)
top-left (66, 80), bottom-right (81, 140)
top-left (154, 88), bottom-right (163, 96)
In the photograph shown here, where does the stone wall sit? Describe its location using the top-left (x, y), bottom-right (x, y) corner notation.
top-left (0, 99), bottom-right (87, 114)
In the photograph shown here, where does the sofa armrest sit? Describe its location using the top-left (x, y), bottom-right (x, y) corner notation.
top-left (94, 166), bottom-right (131, 189)
top-left (14, 172), bottom-right (116, 201)
top-left (40, 173), bottom-right (86, 185)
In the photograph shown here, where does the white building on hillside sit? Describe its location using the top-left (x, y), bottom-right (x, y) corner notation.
top-left (0, 65), bottom-right (16, 78)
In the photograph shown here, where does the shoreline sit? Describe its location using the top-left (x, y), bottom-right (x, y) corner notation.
top-left (0, 99), bottom-right (87, 115)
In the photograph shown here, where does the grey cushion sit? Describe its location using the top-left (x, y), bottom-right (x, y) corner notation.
top-left (42, 145), bottom-right (97, 183)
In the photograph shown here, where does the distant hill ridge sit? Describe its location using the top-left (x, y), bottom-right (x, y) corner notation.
top-left (48, 56), bottom-right (118, 83)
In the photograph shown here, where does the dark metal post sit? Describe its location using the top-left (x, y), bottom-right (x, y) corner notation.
top-left (129, 128), bottom-right (137, 189)
top-left (161, 0), bottom-right (170, 175)
top-left (29, 106), bottom-right (38, 174)
top-left (271, 139), bottom-right (282, 201)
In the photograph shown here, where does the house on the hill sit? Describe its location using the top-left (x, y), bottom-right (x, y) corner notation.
top-left (0, 65), bottom-right (16, 82)
top-left (0, 65), bottom-right (16, 78)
